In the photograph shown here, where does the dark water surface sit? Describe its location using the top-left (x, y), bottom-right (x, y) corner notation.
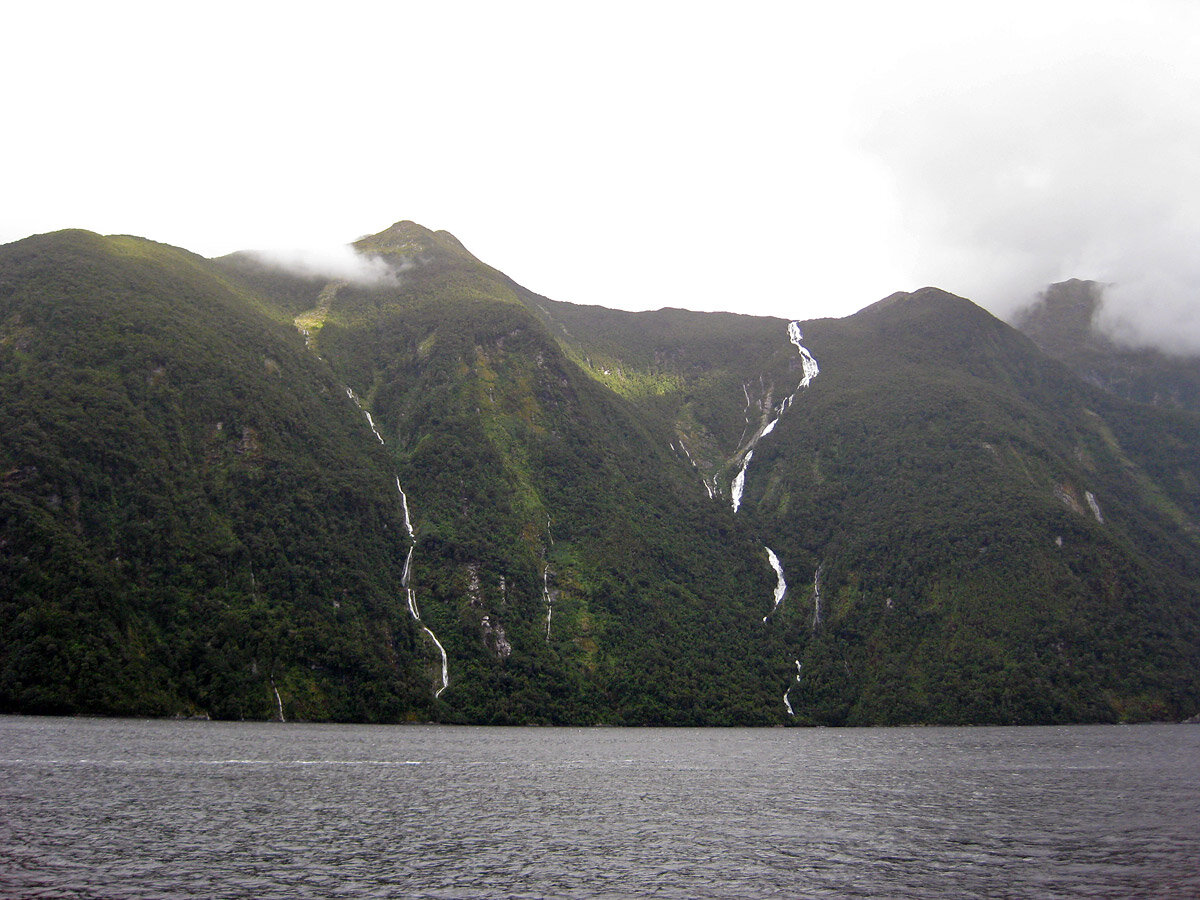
top-left (1, 717), bottom-right (1197, 898)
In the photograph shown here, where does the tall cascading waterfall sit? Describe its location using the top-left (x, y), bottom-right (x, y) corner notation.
top-left (348, 386), bottom-right (449, 696)
top-left (295, 297), bottom-right (449, 699)
top-left (730, 321), bottom-right (819, 513)
top-left (762, 550), bottom-right (801, 717)
top-left (733, 322), bottom-right (822, 717)
top-left (394, 473), bottom-right (449, 698)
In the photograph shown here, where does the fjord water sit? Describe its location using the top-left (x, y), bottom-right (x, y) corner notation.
top-left (1, 719), bottom-right (1196, 899)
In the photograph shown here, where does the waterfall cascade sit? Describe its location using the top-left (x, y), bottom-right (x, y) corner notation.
top-left (730, 321), bottom-right (820, 513)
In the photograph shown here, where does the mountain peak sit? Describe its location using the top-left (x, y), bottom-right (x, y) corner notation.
top-left (353, 220), bottom-right (478, 264)
top-left (853, 285), bottom-right (996, 330)
top-left (1015, 279), bottom-right (1108, 357)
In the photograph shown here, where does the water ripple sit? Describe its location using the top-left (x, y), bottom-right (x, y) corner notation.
top-left (1, 719), bottom-right (1197, 899)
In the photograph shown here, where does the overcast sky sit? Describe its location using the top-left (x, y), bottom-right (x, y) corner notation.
top-left (5, 1), bottom-right (1199, 349)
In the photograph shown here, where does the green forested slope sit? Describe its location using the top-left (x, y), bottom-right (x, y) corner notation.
top-left (511, 284), bottom-right (1200, 724)
top-left (0, 230), bottom-right (436, 719)
top-left (222, 222), bottom-right (795, 724)
top-left (3, 226), bottom-right (1198, 724)
top-left (735, 289), bottom-right (1200, 723)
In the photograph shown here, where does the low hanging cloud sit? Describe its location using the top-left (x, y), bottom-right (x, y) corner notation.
top-left (246, 243), bottom-right (408, 286)
top-left (858, 14), bottom-right (1200, 355)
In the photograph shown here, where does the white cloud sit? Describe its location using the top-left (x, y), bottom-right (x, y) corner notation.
top-left (246, 245), bottom-right (407, 286)
top-left (2, 1), bottom-right (1199, 347)
top-left (855, 1), bottom-right (1200, 349)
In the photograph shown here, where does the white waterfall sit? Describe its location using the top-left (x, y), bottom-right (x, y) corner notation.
top-left (1085, 491), bottom-right (1104, 524)
top-left (737, 382), bottom-right (753, 445)
top-left (363, 411), bottom-right (385, 444)
top-left (297, 295), bottom-right (449, 700)
top-left (401, 544), bottom-right (414, 587)
top-left (396, 478), bottom-right (414, 538)
top-left (731, 450), bottom-right (753, 513)
top-left (421, 625), bottom-right (450, 698)
top-left (788, 321), bottom-right (820, 388)
top-left (783, 659), bottom-right (801, 716)
top-left (345, 387), bottom-right (385, 444)
top-left (347, 389), bottom-right (447, 696)
top-left (271, 680), bottom-right (285, 722)
top-left (543, 565), bottom-right (553, 641)
top-left (763, 547), bottom-right (788, 622)
top-left (394, 484), bottom-right (449, 697)
top-left (730, 321), bottom-right (820, 513)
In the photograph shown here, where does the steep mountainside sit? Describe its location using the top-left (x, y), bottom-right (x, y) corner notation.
top-left (526, 286), bottom-right (1200, 723)
top-left (1015, 279), bottom-right (1200, 412)
top-left (0, 231), bottom-right (435, 719)
top-left (3, 224), bottom-right (1198, 724)
top-left (738, 289), bottom-right (1200, 723)
top-left (226, 222), bottom-right (792, 724)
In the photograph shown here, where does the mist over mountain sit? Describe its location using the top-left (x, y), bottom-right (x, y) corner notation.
top-left (1014, 279), bottom-right (1200, 413)
top-left (2, 223), bottom-right (1198, 725)
top-left (861, 33), bottom-right (1200, 357)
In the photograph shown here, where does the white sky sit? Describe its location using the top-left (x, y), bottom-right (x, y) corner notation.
top-left (5, 1), bottom-right (1200, 348)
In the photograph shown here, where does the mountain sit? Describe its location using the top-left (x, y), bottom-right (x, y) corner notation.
top-left (1015, 279), bottom-right (1200, 412)
top-left (530, 285), bottom-right (1200, 724)
top-left (0, 230), bottom-right (440, 720)
top-left (2, 224), bottom-right (1198, 725)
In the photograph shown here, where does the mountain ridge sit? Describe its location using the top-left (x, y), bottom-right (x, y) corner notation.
top-left (2, 222), bottom-right (1197, 724)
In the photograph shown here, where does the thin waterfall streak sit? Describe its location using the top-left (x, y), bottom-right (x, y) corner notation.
top-left (401, 545), bottom-right (414, 588)
top-left (345, 386), bottom-right (385, 443)
top-left (422, 626), bottom-right (450, 697)
top-left (271, 681), bottom-right (285, 722)
top-left (678, 440), bottom-right (715, 498)
top-left (543, 565), bottom-right (553, 641)
top-left (396, 478), bottom-right (414, 538)
top-left (763, 547), bottom-right (788, 621)
top-left (364, 411), bottom-right (385, 444)
top-left (342, 377), bottom-right (448, 700)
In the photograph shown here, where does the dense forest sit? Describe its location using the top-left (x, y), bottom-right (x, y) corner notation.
top-left (2, 222), bottom-right (1198, 724)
